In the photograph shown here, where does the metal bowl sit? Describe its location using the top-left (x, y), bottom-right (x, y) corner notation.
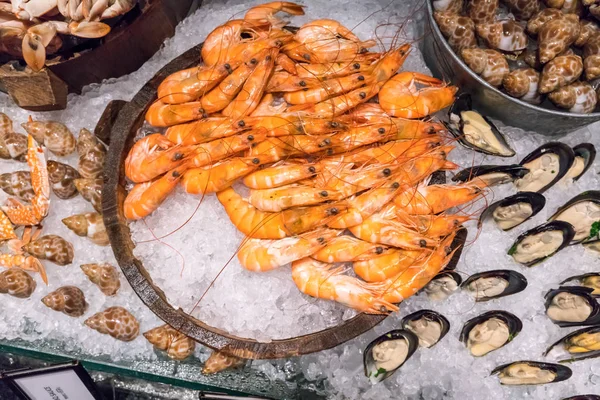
top-left (419, 1), bottom-right (600, 136)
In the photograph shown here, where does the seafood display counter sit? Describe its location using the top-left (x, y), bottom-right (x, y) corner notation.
top-left (3, 1), bottom-right (600, 400)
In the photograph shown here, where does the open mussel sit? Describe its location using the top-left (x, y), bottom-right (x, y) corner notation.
top-left (363, 329), bottom-right (418, 384)
top-left (544, 326), bottom-right (600, 363)
top-left (561, 273), bottom-right (600, 296)
top-left (460, 311), bottom-right (522, 356)
top-left (444, 94), bottom-right (515, 157)
top-left (462, 270), bottom-right (527, 301)
top-left (478, 192), bottom-right (546, 231)
top-left (563, 144), bottom-right (596, 182)
top-left (452, 165), bottom-right (529, 187)
top-left (400, 310), bottom-right (450, 348)
top-left (491, 361), bottom-right (572, 385)
top-left (423, 271), bottom-right (462, 301)
top-left (549, 191), bottom-right (600, 244)
top-left (545, 287), bottom-right (600, 327)
top-left (508, 221), bottom-right (575, 266)
top-left (515, 142), bottom-right (575, 193)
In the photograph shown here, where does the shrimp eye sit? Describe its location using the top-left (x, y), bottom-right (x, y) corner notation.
top-left (322, 138), bottom-right (331, 145)
top-left (172, 171), bottom-right (181, 178)
top-left (238, 120), bottom-right (246, 127)
top-left (419, 239), bottom-right (427, 247)
top-left (299, 80), bottom-right (306, 87)
top-left (327, 148), bottom-right (334, 155)
top-left (353, 63), bottom-right (360, 69)
top-left (382, 168), bottom-right (391, 176)
top-left (358, 75), bottom-right (365, 81)
top-left (224, 63), bottom-right (232, 71)
top-left (378, 128), bottom-right (385, 134)
top-left (375, 246), bottom-right (383, 254)
top-left (329, 207), bottom-right (339, 215)
top-left (266, 55), bottom-right (272, 61)
top-left (275, 40), bottom-right (283, 47)
top-left (445, 246), bottom-right (452, 255)
top-left (252, 158), bottom-right (260, 164)
top-left (308, 166), bottom-right (316, 173)
top-left (399, 49), bottom-right (406, 55)
top-left (303, 53), bottom-right (311, 60)
top-left (427, 126), bottom-right (436, 134)
top-left (317, 237), bottom-right (325, 243)
top-left (250, 58), bottom-right (257, 64)
top-left (329, 121), bottom-right (339, 128)
top-left (453, 219), bottom-right (459, 226)
top-left (379, 305), bottom-right (386, 313)
top-left (247, 135), bottom-right (255, 141)
top-left (173, 153), bottom-right (184, 161)
top-left (391, 182), bottom-right (399, 188)
top-left (320, 191), bottom-right (328, 197)
top-left (359, 92), bottom-right (366, 99)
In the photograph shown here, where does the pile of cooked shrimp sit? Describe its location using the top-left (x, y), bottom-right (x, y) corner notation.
top-left (123, 1), bottom-right (484, 314)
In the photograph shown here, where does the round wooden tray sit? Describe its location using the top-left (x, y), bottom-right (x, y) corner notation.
top-left (103, 43), bottom-right (468, 359)
top-left (0, 0), bottom-right (197, 111)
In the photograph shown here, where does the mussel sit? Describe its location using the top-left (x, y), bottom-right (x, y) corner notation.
top-left (508, 221), bottom-right (575, 266)
top-left (545, 287), bottom-right (600, 327)
top-left (400, 310), bottom-right (450, 348)
top-left (363, 329), bottom-right (419, 384)
top-left (560, 273), bottom-right (600, 296)
top-left (442, 226), bottom-right (468, 271)
top-left (549, 191), bottom-right (600, 243)
top-left (491, 361), bottom-right (572, 385)
top-left (478, 192), bottom-right (546, 231)
top-left (444, 94), bottom-right (515, 157)
top-left (563, 143), bottom-right (596, 181)
top-left (460, 311), bottom-right (522, 356)
top-left (423, 271), bottom-right (462, 301)
top-left (515, 142), bottom-right (575, 193)
top-left (544, 326), bottom-right (600, 362)
top-left (462, 270), bottom-right (527, 301)
top-left (583, 239), bottom-right (600, 254)
top-left (452, 165), bottom-right (529, 187)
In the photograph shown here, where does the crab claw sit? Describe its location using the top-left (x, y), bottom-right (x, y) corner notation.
top-left (68, 21), bottom-right (111, 38)
top-left (0, 210), bottom-right (16, 241)
top-left (1, 199), bottom-right (38, 226)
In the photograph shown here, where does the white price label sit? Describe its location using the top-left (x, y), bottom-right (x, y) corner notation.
top-left (11, 369), bottom-right (97, 400)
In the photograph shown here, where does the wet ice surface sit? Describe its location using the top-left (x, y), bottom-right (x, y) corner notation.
top-left (0, 0), bottom-right (599, 399)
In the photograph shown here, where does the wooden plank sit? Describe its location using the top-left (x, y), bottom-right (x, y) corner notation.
top-left (95, 100), bottom-right (127, 145)
top-left (0, 62), bottom-right (67, 111)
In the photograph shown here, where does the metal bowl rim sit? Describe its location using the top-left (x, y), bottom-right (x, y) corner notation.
top-left (425, 1), bottom-right (600, 119)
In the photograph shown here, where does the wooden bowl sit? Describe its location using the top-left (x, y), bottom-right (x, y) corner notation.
top-left (102, 43), bottom-right (467, 359)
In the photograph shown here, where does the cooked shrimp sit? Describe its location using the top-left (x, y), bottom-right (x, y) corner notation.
top-left (393, 181), bottom-right (484, 215)
top-left (182, 157), bottom-right (263, 195)
top-left (125, 134), bottom-right (194, 183)
top-left (392, 212), bottom-right (471, 237)
top-left (145, 100), bottom-right (206, 128)
top-left (243, 160), bottom-right (320, 189)
top-left (312, 235), bottom-right (387, 263)
top-left (123, 165), bottom-right (188, 220)
top-left (190, 130), bottom-right (267, 168)
top-left (244, 1), bottom-right (305, 27)
top-left (284, 73), bottom-right (371, 104)
top-left (200, 20), bottom-right (271, 66)
top-left (200, 60), bottom-right (259, 113)
top-left (379, 72), bottom-right (458, 118)
top-left (344, 137), bottom-right (441, 165)
top-left (164, 118), bottom-right (245, 145)
top-left (247, 134), bottom-right (327, 162)
top-left (296, 59), bottom-right (374, 80)
top-left (250, 93), bottom-right (289, 116)
top-left (353, 249), bottom-right (426, 283)
top-left (216, 187), bottom-right (345, 239)
top-left (266, 71), bottom-right (321, 92)
top-left (248, 183), bottom-right (344, 212)
top-left (276, 53), bottom-right (297, 74)
top-left (291, 258), bottom-right (398, 314)
top-left (237, 228), bottom-right (338, 272)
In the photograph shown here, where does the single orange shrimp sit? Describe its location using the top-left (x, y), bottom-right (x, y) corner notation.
top-left (283, 72), bottom-right (371, 105)
top-left (124, 134), bottom-right (194, 183)
top-left (296, 59), bottom-right (374, 80)
top-left (326, 123), bottom-right (399, 153)
top-left (156, 66), bottom-right (200, 103)
top-left (247, 135), bottom-right (328, 162)
top-left (379, 233), bottom-right (459, 303)
top-left (123, 165), bottom-right (188, 221)
top-left (393, 181), bottom-right (484, 215)
top-left (164, 118), bottom-right (245, 145)
top-left (182, 156), bottom-right (264, 195)
top-left (379, 72), bottom-right (458, 119)
top-left (291, 257), bottom-right (398, 314)
top-left (244, 1), bottom-right (305, 27)
top-left (392, 211), bottom-right (471, 237)
top-left (353, 249), bottom-right (426, 283)
top-left (222, 48), bottom-right (278, 119)
top-left (311, 235), bottom-right (387, 263)
top-left (344, 137), bottom-right (441, 165)
top-left (201, 20), bottom-right (271, 66)
top-left (200, 60), bottom-right (259, 113)
top-left (237, 228), bottom-right (338, 272)
top-left (248, 183), bottom-right (344, 212)
top-left (243, 160), bottom-right (320, 189)
top-left (189, 130), bottom-right (267, 168)
top-left (216, 187), bottom-right (346, 239)
top-left (145, 100), bottom-right (205, 128)
top-left (309, 162), bottom-right (400, 198)
top-left (265, 71), bottom-right (321, 92)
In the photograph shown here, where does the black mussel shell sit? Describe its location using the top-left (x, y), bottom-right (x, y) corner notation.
top-left (563, 396), bottom-right (600, 400)
top-left (544, 326), bottom-right (600, 363)
top-left (549, 191), bottom-right (600, 244)
top-left (460, 310), bottom-right (522, 356)
top-left (461, 270), bottom-right (527, 301)
top-left (363, 329), bottom-right (419, 384)
top-left (561, 273), bottom-right (600, 297)
top-left (443, 226), bottom-right (467, 271)
top-left (568, 143), bottom-right (596, 181)
top-left (544, 286), bottom-right (600, 327)
top-left (491, 361), bottom-right (572, 385)
top-left (478, 192), bottom-right (546, 231)
top-left (452, 165), bottom-right (529, 186)
top-left (400, 310), bottom-right (450, 348)
top-left (445, 94), bottom-right (515, 157)
top-left (508, 221), bottom-right (575, 266)
top-left (422, 271), bottom-right (462, 301)
top-left (516, 142), bottom-right (575, 194)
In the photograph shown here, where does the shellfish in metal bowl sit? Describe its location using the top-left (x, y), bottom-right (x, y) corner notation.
top-left (423, 271), bottom-right (462, 301)
top-left (544, 326), bottom-right (600, 363)
top-left (545, 287), bottom-right (600, 327)
top-left (444, 93), bottom-right (516, 157)
top-left (562, 143), bottom-right (596, 182)
top-left (478, 192), bottom-right (546, 231)
top-left (508, 221), bottom-right (575, 266)
top-left (363, 329), bottom-right (419, 384)
top-left (400, 310), bottom-right (450, 348)
top-left (561, 273), bottom-right (600, 296)
top-left (452, 164), bottom-right (529, 187)
top-left (460, 310), bottom-right (522, 357)
top-left (549, 191), bottom-right (600, 244)
top-left (515, 142), bottom-right (575, 193)
top-left (462, 270), bottom-right (528, 302)
top-left (491, 361), bottom-right (572, 385)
